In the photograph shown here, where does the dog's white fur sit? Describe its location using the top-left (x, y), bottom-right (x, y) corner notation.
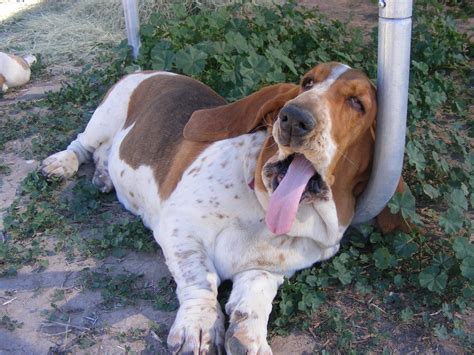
top-left (41, 64), bottom-right (371, 354)
top-left (0, 52), bottom-right (36, 92)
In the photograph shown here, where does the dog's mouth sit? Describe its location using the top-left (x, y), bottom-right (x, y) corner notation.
top-left (269, 154), bottom-right (328, 202)
top-left (263, 154), bottom-right (329, 235)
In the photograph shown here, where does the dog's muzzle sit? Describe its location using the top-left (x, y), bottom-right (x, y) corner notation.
top-left (277, 105), bottom-right (316, 148)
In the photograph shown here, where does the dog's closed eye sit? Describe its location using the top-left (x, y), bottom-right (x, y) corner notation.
top-left (301, 77), bottom-right (314, 91)
top-left (348, 96), bottom-right (365, 114)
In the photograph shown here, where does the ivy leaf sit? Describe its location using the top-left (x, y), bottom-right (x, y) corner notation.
top-left (151, 42), bottom-right (175, 71)
top-left (331, 253), bottom-right (353, 285)
top-left (432, 151), bottom-right (449, 173)
top-left (266, 69), bottom-right (286, 83)
top-left (225, 31), bottom-right (249, 53)
top-left (406, 141), bottom-right (426, 172)
top-left (412, 60), bottom-right (429, 75)
top-left (148, 13), bottom-right (164, 27)
top-left (432, 253), bottom-right (454, 271)
top-left (175, 47), bottom-right (208, 76)
top-left (422, 183), bottom-right (440, 199)
top-left (212, 41), bottom-right (228, 55)
top-left (140, 24), bottom-right (155, 38)
top-left (305, 274), bottom-right (318, 287)
top-left (267, 47), bottom-right (298, 75)
top-left (434, 324), bottom-right (449, 340)
top-left (392, 232), bottom-right (417, 258)
top-left (388, 189), bottom-right (421, 224)
top-left (393, 274), bottom-right (404, 288)
top-left (244, 53), bottom-right (271, 76)
top-left (419, 266), bottom-right (447, 293)
top-left (460, 257), bottom-right (474, 281)
top-left (279, 298), bottom-right (294, 316)
top-left (400, 307), bottom-right (414, 322)
top-left (452, 237), bottom-right (474, 260)
top-left (300, 291), bottom-right (325, 311)
top-left (240, 53), bottom-right (271, 88)
top-left (373, 247), bottom-right (396, 270)
top-left (439, 207), bottom-right (464, 234)
top-left (447, 189), bottom-right (468, 211)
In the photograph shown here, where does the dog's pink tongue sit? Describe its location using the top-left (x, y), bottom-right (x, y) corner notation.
top-left (266, 154), bottom-right (315, 235)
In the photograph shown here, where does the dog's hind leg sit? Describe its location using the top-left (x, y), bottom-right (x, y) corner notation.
top-left (91, 142), bottom-right (113, 193)
top-left (41, 73), bottom-right (160, 180)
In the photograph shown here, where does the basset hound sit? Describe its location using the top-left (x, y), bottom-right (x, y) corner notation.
top-left (41, 62), bottom-right (406, 354)
top-left (0, 52), bottom-right (36, 92)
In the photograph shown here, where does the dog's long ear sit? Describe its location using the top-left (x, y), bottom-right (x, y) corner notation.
top-left (184, 83), bottom-right (300, 142)
top-left (353, 81), bottom-right (410, 234)
top-left (376, 178), bottom-right (412, 234)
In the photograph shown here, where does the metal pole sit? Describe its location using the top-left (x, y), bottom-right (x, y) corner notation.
top-left (122, 0), bottom-right (141, 59)
top-left (352, 0), bottom-right (413, 224)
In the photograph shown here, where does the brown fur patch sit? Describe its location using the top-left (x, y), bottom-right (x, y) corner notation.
top-left (255, 136), bottom-right (278, 193)
top-left (325, 69), bottom-right (377, 225)
top-left (0, 74), bottom-right (5, 88)
top-left (8, 54), bottom-right (29, 70)
top-left (376, 179), bottom-right (411, 234)
top-left (119, 75), bottom-right (226, 199)
top-left (253, 64), bottom-right (380, 226)
top-left (183, 83), bottom-right (299, 142)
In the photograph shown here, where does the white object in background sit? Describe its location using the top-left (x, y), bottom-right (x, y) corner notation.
top-left (352, 0), bottom-right (413, 224)
top-left (122, 0), bottom-right (141, 59)
top-left (0, 52), bottom-right (37, 92)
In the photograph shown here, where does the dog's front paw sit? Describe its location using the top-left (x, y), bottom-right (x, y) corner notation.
top-left (225, 309), bottom-right (272, 355)
top-left (168, 301), bottom-right (225, 354)
top-left (41, 150), bottom-right (79, 179)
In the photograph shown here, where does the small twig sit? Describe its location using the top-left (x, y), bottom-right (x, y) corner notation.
top-left (430, 309), bottom-right (442, 316)
top-left (41, 321), bottom-right (90, 331)
top-left (44, 329), bottom-right (72, 337)
top-left (353, 334), bottom-right (375, 344)
top-left (83, 316), bottom-right (98, 326)
top-left (320, 338), bottom-right (330, 347)
top-left (370, 303), bottom-right (387, 314)
top-left (344, 310), bottom-right (356, 320)
top-left (64, 316), bottom-right (70, 345)
top-left (2, 297), bottom-right (17, 306)
top-left (150, 330), bottom-right (162, 343)
top-left (116, 345), bottom-right (126, 351)
top-left (307, 327), bottom-right (318, 340)
top-left (61, 271), bottom-right (73, 288)
top-left (349, 296), bottom-right (366, 304)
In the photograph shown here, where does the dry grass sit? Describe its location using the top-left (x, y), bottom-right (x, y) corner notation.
top-left (0, 0), bottom-right (226, 73)
top-left (0, 0), bottom-right (279, 73)
top-left (0, 0), bottom-right (167, 72)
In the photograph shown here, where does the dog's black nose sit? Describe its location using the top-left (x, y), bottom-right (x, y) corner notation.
top-left (278, 105), bottom-right (316, 146)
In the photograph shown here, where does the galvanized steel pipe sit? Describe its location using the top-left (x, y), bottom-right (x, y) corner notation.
top-left (122, 0), bottom-right (141, 59)
top-left (352, 0), bottom-right (413, 224)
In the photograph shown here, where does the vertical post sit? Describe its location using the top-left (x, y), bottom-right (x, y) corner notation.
top-left (122, 0), bottom-right (141, 59)
top-left (352, 0), bottom-right (413, 224)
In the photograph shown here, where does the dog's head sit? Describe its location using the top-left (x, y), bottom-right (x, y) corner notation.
top-left (185, 62), bottom-right (388, 234)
